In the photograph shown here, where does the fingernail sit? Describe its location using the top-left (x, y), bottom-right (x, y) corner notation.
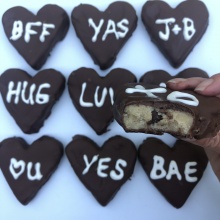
top-left (195, 79), bottom-right (214, 91)
top-left (167, 78), bottom-right (186, 84)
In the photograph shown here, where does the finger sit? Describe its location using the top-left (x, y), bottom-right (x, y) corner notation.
top-left (167, 77), bottom-right (206, 90)
top-left (195, 73), bottom-right (220, 97)
top-left (204, 148), bottom-right (220, 181)
top-left (187, 131), bottom-right (220, 154)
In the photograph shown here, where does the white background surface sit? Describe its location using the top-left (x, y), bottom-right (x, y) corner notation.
top-left (0, 0), bottom-right (220, 219)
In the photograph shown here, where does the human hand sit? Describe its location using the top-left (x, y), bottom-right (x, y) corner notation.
top-left (167, 74), bottom-right (220, 181)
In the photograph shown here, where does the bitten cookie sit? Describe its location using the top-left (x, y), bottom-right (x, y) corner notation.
top-left (113, 83), bottom-right (220, 139)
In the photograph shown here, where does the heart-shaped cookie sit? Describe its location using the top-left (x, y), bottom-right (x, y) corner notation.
top-left (2, 5), bottom-right (69, 70)
top-left (65, 135), bottom-right (137, 206)
top-left (67, 67), bottom-right (137, 135)
top-left (71, 2), bottom-right (137, 70)
top-left (0, 136), bottom-right (63, 205)
top-left (140, 68), bottom-right (209, 86)
top-left (0, 69), bottom-right (65, 134)
top-left (141, 1), bottom-right (209, 67)
top-left (138, 138), bottom-right (208, 208)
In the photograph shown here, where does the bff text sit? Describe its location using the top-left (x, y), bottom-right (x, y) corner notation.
top-left (10, 20), bottom-right (55, 43)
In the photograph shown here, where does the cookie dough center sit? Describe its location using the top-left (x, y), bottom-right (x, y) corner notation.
top-left (123, 104), bottom-right (193, 136)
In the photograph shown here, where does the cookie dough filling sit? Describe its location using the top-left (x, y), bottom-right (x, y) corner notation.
top-left (123, 104), bottom-right (194, 136)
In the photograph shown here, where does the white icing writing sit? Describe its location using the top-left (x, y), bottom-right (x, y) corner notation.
top-left (184, 161), bottom-right (198, 182)
top-left (97, 157), bottom-right (111, 178)
top-left (156, 18), bottom-right (176, 41)
top-left (82, 154), bottom-right (127, 181)
top-left (6, 81), bottom-right (50, 105)
top-left (39, 23), bottom-right (55, 42)
top-left (82, 154), bottom-right (99, 175)
top-left (9, 158), bottom-right (43, 181)
top-left (110, 159), bottom-right (127, 181)
top-left (94, 86), bottom-right (108, 107)
top-left (155, 17), bottom-right (196, 41)
top-left (10, 20), bottom-right (55, 43)
top-left (88, 18), bottom-right (104, 42)
top-left (79, 82), bottom-right (114, 108)
top-left (150, 155), bottom-right (198, 182)
top-left (10, 21), bottom-right (23, 41)
top-left (9, 158), bottom-right (25, 180)
top-left (26, 162), bottom-right (43, 181)
top-left (125, 85), bottom-right (199, 107)
top-left (182, 18), bottom-right (196, 41)
top-left (88, 18), bottom-right (129, 42)
top-left (166, 160), bottom-right (182, 180)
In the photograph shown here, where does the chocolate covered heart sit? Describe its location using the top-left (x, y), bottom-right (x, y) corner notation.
top-left (0, 69), bottom-right (65, 134)
top-left (65, 135), bottom-right (137, 206)
top-left (140, 68), bottom-right (209, 86)
top-left (67, 67), bottom-right (137, 135)
top-left (2, 5), bottom-right (69, 70)
top-left (71, 2), bottom-right (137, 70)
top-left (138, 138), bottom-right (208, 208)
top-left (0, 136), bottom-right (63, 205)
top-left (141, 1), bottom-right (209, 67)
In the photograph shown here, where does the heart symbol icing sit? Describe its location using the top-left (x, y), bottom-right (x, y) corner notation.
top-left (141, 1), bottom-right (209, 67)
top-left (0, 136), bottom-right (63, 205)
top-left (67, 67), bottom-right (137, 135)
top-left (140, 68), bottom-right (209, 86)
top-left (2, 5), bottom-right (70, 70)
top-left (65, 135), bottom-right (137, 206)
top-left (138, 138), bottom-right (208, 208)
top-left (0, 69), bottom-right (65, 134)
top-left (9, 158), bottom-right (26, 180)
top-left (71, 2), bottom-right (137, 70)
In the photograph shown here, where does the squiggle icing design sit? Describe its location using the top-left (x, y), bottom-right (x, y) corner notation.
top-left (125, 85), bottom-right (199, 106)
top-left (167, 91), bottom-right (199, 106)
top-left (126, 85), bottom-right (167, 98)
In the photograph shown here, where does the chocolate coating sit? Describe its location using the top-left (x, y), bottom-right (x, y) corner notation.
top-left (0, 69), bottom-right (65, 134)
top-left (67, 67), bottom-right (137, 135)
top-left (0, 136), bottom-right (63, 205)
top-left (141, 1), bottom-right (209, 67)
top-left (113, 83), bottom-right (220, 139)
top-left (65, 135), bottom-right (137, 206)
top-left (71, 2), bottom-right (137, 70)
top-left (140, 68), bottom-right (209, 85)
top-left (2, 5), bottom-right (69, 70)
top-left (138, 138), bottom-right (208, 208)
